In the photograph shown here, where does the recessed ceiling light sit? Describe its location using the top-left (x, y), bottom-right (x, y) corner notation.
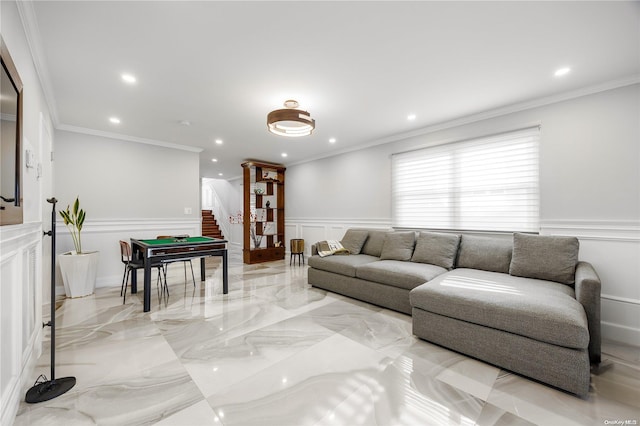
top-left (329, 138), bottom-right (337, 144)
top-left (554, 67), bottom-right (571, 77)
top-left (121, 73), bottom-right (136, 84)
top-left (211, 158), bottom-right (218, 162)
top-left (109, 117), bottom-right (120, 124)
top-left (407, 114), bottom-right (416, 121)
top-left (218, 173), bottom-right (223, 176)
top-left (180, 120), bottom-right (191, 126)
top-left (215, 139), bottom-right (223, 145)
top-left (281, 153), bottom-right (288, 158)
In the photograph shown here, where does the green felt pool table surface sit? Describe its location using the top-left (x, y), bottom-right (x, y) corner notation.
top-left (135, 236), bottom-right (222, 245)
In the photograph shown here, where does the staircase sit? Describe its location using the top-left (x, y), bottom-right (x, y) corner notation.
top-left (202, 210), bottom-right (224, 240)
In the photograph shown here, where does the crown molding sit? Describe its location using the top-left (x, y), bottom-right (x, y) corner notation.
top-left (401, 74), bottom-right (640, 142)
top-left (16, 0), bottom-right (60, 126)
top-left (56, 124), bottom-right (203, 153)
top-left (14, 1), bottom-right (640, 165)
top-left (17, 1), bottom-right (200, 154)
top-left (287, 74), bottom-right (640, 168)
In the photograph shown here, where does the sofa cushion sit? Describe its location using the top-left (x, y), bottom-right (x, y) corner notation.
top-left (340, 229), bottom-right (369, 255)
top-left (307, 254), bottom-right (379, 278)
top-left (411, 231), bottom-right (460, 270)
top-left (410, 269), bottom-right (589, 349)
top-left (509, 233), bottom-right (579, 285)
top-left (356, 260), bottom-right (446, 290)
top-left (380, 232), bottom-right (415, 261)
top-left (457, 235), bottom-right (513, 273)
top-left (361, 230), bottom-right (391, 257)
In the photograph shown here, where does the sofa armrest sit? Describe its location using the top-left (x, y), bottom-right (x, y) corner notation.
top-left (575, 261), bottom-right (601, 364)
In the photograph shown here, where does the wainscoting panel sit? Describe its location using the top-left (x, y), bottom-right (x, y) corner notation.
top-left (286, 218), bottom-right (392, 255)
top-left (542, 220), bottom-right (640, 346)
top-left (284, 224), bottom-right (299, 252)
top-left (21, 244), bottom-right (39, 358)
top-left (55, 219), bottom-right (201, 291)
top-left (0, 223), bottom-right (43, 426)
top-left (299, 225), bottom-right (325, 255)
top-left (1, 247), bottom-right (20, 425)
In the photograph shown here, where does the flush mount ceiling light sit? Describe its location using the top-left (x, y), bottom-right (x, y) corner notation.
top-left (267, 100), bottom-right (315, 137)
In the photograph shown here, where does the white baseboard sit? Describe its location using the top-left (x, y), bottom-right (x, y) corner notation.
top-left (601, 322), bottom-right (640, 347)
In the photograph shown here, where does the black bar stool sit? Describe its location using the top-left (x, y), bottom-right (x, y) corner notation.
top-left (290, 239), bottom-right (305, 266)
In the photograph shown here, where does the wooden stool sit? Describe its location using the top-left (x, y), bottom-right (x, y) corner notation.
top-left (290, 239), bottom-right (305, 266)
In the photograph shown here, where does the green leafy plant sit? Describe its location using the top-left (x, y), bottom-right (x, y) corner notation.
top-left (60, 196), bottom-right (86, 254)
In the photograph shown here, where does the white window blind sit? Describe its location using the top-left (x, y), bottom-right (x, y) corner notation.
top-left (392, 127), bottom-right (540, 232)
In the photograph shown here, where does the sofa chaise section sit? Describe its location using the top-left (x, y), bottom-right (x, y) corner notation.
top-left (410, 266), bottom-right (592, 396)
top-left (409, 233), bottom-right (600, 397)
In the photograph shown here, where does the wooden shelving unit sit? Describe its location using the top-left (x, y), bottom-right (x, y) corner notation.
top-left (241, 161), bottom-right (286, 264)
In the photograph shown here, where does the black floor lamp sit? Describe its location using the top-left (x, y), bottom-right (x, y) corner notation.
top-left (25, 197), bottom-right (76, 403)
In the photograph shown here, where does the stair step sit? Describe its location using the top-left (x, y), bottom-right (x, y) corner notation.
top-left (201, 209), bottom-right (224, 240)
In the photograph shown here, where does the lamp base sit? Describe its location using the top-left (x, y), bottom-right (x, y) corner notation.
top-left (25, 377), bottom-right (76, 403)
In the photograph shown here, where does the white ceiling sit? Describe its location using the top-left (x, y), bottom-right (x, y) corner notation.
top-left (23, 1), bottom-right (640, 180)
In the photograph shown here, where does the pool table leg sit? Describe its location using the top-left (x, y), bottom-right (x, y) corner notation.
top-left (143, 259), bottom-right (151, 312)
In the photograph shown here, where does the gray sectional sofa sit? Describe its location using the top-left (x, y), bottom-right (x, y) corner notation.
top-left (308, 229), bottom-right (601, 397)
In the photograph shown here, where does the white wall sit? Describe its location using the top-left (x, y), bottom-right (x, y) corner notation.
top-left (226, 178), bottom-right (244, 247)
top-left (286, 83), bottom-right (640, 346)
top-left (0, 1), bottom-right (55, 423)
top-left (54, 130), bottom-right (200, 219)
top-left (53, 130), bottom-right (201, 289)
top-left (288, 84), bottom-right (640, 222)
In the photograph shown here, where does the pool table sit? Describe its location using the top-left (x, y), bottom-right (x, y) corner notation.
top-left (130, 236), bottom-right (228, 312)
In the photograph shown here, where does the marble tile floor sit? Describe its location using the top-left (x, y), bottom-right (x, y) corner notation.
top-left (14, 250), bottom-right (640, 426)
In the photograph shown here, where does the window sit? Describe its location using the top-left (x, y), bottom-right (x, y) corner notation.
top-left (392, 127), bottom-right (540, 232)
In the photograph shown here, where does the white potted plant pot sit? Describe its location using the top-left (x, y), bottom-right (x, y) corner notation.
top-left (58, 196), bottom-right (98, 298)
top-left (58, 250), bottom-right (99, 298)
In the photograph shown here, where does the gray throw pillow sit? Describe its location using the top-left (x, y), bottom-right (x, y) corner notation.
top-left (379, 232), bottom-right (415, 261)
top-left (361, 230), bottom-right (391, 257)
top-left (509, 233), bottom-right (579, 285)
top-left (457, 235), bottom-right (513, 273)
top-left (411, 231), bottom-right (460, 270)
top-left (340, 229), bottom-right (369, 255)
